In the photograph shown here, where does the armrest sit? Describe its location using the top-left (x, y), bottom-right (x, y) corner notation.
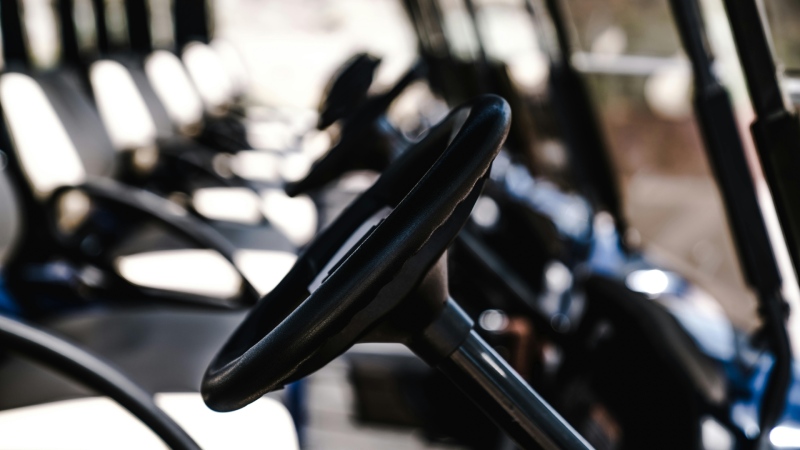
top-left (0, 313), bottom-right (200, 450)
top-left (51, 178), bottom-right (261, 305)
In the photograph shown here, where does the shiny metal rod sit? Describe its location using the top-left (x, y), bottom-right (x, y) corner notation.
top-left (436, 330), bottom-right (593, 450)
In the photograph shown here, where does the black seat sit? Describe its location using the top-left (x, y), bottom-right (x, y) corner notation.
top-left (0, 307), bottom-right (246, 410)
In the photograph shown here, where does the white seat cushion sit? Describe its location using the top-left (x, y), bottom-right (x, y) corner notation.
top-left (229, 150), bottom-right (283, 183)
top-left (0, 73), bottom-right (86, 198)
top-left (190, 184), bottom-right (318, 247)
top-left (116, 248), bottom-right (297, 298)
top-left (244, 121), bottom-right (295, 151)
top-left (192, 187), bottom-right (264, 225)
top-left (183, 42), bottom-right (236, 115)
top-left (260, 188), bottom-right (318, 247)
top-left (0, 393), bottom-right (298, 449)
top-left (210, 39), bottom-right (250, 98)
top-left (145, 50), bottom-right (205, 133)
top-left (234, 249), bottom-right (298, 296)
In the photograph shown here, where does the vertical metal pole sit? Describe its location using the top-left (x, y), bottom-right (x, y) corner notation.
top-left (722, 0), bottom-right (800, 289)
top-left (525, 0), bottom-right (627, 233)
top-left (670, 0), bottom-right (792, 445)
top-left (434, 330), bottom-right (594, 449)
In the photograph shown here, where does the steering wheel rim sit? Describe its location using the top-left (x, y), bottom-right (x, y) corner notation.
top-left (203, 95), bottom-right (510, 412)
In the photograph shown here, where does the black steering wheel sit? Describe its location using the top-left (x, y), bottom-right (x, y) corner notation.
top-left (203, 95), bottom-right (510, 412)
top-left (316, 53), bottom-right (382, 130)
top-left (284, 61), bottom-right (425, 197)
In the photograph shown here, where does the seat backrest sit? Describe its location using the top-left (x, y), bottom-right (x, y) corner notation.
top-left (74, 0), bottom-right (179, 143)
top-left (53, 0), bottom-right (171, 151)
top-left (90, 59), bottom-right (160, 153)
top-left (145, 50), bottom-right (205, 135)
top-left (181, 41), bottom-right (236, 116)
top-left (0, 0), bottom-right (118, 181)
top-left (210, 39), bottom-right (249, 99)
top-left (172, 0), bottom-right (247, 115)
top-left (35, 69), bottom-right (118, 178)
top-left (0, 72), bottom-right (87, 199)
top-left (118, 55), bottom-right (175, 140)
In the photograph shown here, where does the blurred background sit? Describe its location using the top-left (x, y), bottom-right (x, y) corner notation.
top-left (192, 0), bottom-right (800, 334)
top-left (211, 0), bottom-right (797, 333)
top-left (12, 0), bottom-right (800, 447)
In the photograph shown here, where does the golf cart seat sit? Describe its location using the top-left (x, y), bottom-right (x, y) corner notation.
top-left (72, 0), bottom-right (318, 246)
top-left (0, 139), bottom-right (299, 450)
top-left (0, 69), bottom-right (297, 307)
top-left (0, 308), bottom-right (246, 410)
top-left (0, 0), bottom-right (316, 252)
